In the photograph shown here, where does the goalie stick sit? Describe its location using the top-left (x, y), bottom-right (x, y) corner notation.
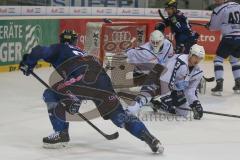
top-left (30, 71), bottom-right (119, 140)
top-left (117, 91), bottom-right (240, 119)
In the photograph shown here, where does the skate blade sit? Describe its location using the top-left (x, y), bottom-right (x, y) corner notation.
top-left (211, 91), bottom-right (222, 96)
top-left (152, 143), bottom-right (164, 154)
top-left (234, 90), bottom-right (240, 94)
top-left (156, 144), bottom-right (164, 154)
top-left (43, 142), bottom-right (68, 149)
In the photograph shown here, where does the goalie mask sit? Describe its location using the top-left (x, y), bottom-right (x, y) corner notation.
top-left (150, 30), bottom-right (164, 54)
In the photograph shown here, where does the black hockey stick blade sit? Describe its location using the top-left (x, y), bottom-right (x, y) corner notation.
top-left (203, 76), bottom-right (215, 82)
top-left (105, 132), bottom-right (119, 140)
top-left (76, 113), bottom-right (119, 140)
top-left (30, 71), bottom-right (119, 140)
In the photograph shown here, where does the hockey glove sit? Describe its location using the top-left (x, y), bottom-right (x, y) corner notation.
top-left (190, 100), bottom-right (203, 120)
top-left (19, 54), bottom-right (34, 76)
top-left (67, 101), bottom-right (82, 115)
top-left (205, 22), bottom-right (210, 29)
top-left (160, 95), bottom-right (176, 114)
top-left (171, 90), bottom-right (187, 107)
top-left (175, 80), bottom-right (189, 91)
top-left (176, 44), bottom-right (185, 54)
top-left (155, 22), bottom-right (166, 32)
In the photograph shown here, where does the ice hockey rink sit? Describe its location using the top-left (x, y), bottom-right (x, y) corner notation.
top-left (0, 61), bottom-right (240, 160)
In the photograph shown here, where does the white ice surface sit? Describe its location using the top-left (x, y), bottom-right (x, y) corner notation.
top-left (0, 61), bottom-right (240, 160)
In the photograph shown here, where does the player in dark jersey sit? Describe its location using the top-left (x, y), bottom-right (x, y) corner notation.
top-left (155, 0), bottom-right (199, 54)
top-left (19, 30), bottom-right (164, 153)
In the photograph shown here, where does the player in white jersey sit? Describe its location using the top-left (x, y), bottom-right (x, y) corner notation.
top-left (208, 0), bottom-right (240, 95)
top-left (127, 30), bottom-right (174, 86)
top-left (126, 44), bottom-right (205, 120)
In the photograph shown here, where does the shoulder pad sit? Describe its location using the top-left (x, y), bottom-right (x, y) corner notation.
top-left (213, 2), bottom-right (232, 15)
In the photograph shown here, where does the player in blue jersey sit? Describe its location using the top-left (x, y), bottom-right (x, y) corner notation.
top-left (19, 30), bottom-right (164, 153)
top-left (155, 0), bottom-right (199, 54)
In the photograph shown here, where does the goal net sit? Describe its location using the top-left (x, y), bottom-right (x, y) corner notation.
top-left (84, 21), bottom-right (149, 88)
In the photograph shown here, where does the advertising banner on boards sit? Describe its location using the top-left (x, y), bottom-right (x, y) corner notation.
top-left (0, 19), bottom-right (59, 72)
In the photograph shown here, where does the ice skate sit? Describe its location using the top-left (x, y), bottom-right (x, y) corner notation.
top-left (43, 130), bottom-right (70, 149)
top-left (211, 79), bottom-right (223, 96)
top-left (141, 130), bottom-right (164, 154)
top-left (233, 78), bottom-right (240, 94)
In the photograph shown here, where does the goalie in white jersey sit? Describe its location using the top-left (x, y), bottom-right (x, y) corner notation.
top-left (208, 0), bottom-right (240, 95)
top-left (126, 44), bottom-right (205, 120)
top-left (127, 30), bottom-right (174, 86)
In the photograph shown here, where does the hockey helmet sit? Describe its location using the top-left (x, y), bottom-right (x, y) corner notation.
top-left (189, 44), bottom-right (205, 59)
top-left (165, 0), bottom-right (178, 8)
top-left (150, 30), bottom-right (165, 54)
top-left (60, 29), bottom-right (78, 45)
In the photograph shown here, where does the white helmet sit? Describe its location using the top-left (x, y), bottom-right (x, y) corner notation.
top-left (189, 44), bottom-right (205, 59)
top-left (150, 30), bottom-right (164, 54)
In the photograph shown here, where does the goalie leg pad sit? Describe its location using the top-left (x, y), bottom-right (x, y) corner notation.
top-left (140, 64), bottom-right (165, 97)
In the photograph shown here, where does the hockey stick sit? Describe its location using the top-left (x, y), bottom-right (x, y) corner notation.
top-left (189, 22), bottom-right (208, 27)
top-left (203, 76), bottom-right (215, 82)
top-left (177, 107), bottom-right (240, 119)
top-left (30, 71), bottom-right (119, 140)
top-left (158, 9), bottom-right (167, 22)
top-left (103, 18), bottom-right (113, 23)
top-left (117, 91), bottom-right (240, 119)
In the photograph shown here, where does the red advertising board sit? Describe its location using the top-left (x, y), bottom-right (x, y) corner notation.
top-left (60, 18), bottom-right (221, 56)
top-left (191, 20), bottom-right (221, 55)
